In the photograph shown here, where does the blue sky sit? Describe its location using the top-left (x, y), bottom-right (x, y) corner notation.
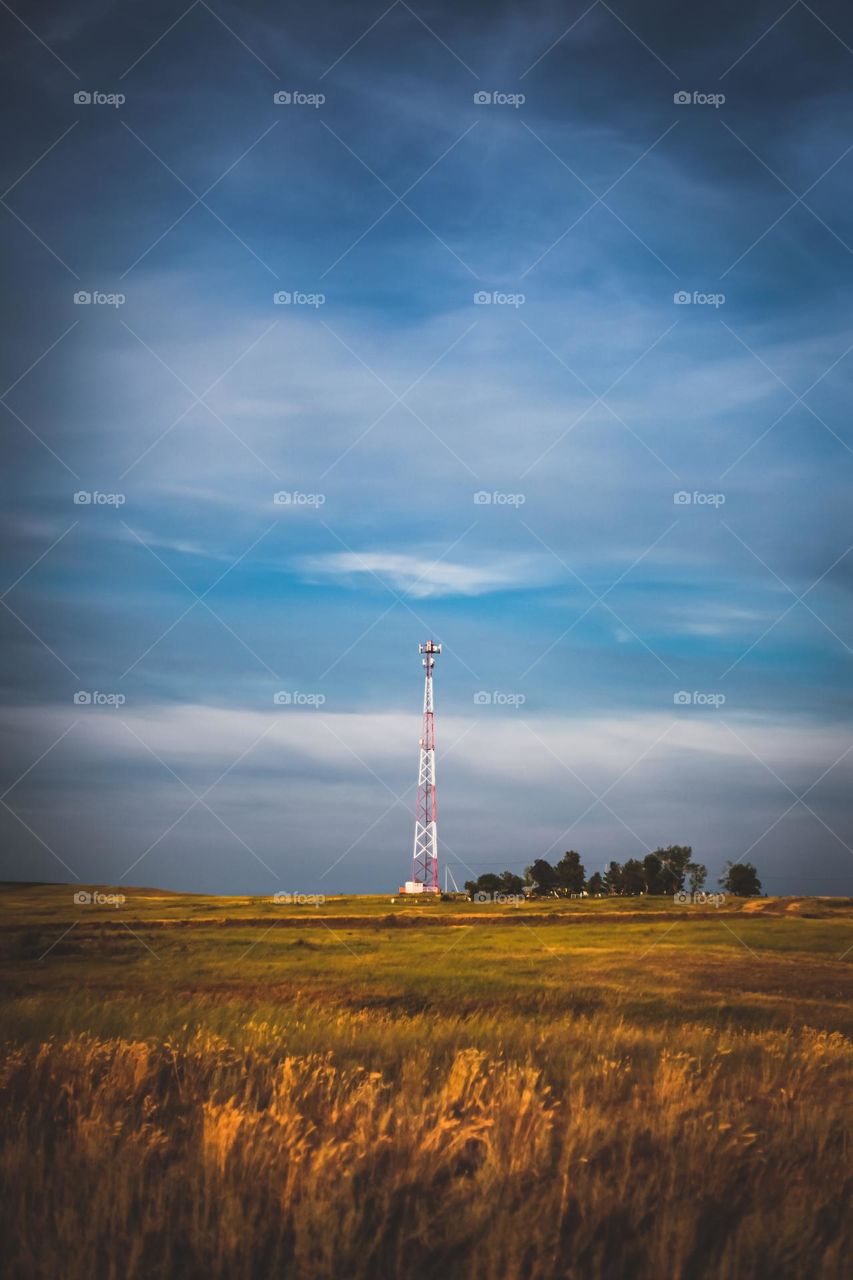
top-left (1, 0), bottom-right (852, 894)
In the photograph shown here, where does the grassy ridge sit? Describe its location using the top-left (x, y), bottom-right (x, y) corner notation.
top-left (3, 883), bottom-right (851, 920)
top-left (1, 886), bottom-right (851, 1279)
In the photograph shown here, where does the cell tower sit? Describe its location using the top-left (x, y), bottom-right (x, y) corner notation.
top-left (402, 641), bottom-right (441, 894)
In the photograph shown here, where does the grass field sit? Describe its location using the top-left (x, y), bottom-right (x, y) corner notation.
top-left (1, 885), bottom-right (851, 1279)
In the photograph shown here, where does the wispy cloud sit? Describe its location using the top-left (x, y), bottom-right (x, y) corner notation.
top-left (297, 550), bottom-right (547, 597)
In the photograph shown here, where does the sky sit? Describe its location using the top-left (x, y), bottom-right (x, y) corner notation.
top-left (0, 0), bottom-right (852, 896)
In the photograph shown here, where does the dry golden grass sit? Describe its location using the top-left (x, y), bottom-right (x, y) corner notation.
top-left (1, 888), bottom-right (851, 1278)
top-left (1, 1011), bottom-right (850, 1280)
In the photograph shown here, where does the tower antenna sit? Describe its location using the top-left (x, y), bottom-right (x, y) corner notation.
top-left (401, 641), bottom-right (441, 895)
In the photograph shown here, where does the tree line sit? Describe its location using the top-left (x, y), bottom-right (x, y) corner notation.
top-left (464, 847), bottom-right (763, 898)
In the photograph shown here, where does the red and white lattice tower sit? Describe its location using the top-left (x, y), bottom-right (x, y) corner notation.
top-left (408, 641), bottom-right (441, 893)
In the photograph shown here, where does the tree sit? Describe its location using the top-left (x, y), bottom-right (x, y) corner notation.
top-left (652, 845), bottom-right (693, 893)
top-left (719, 861), bottom-right (762, 896)
top-left (464, 873), bottom-right (498, 897)
top-left (642, 853), bottom-right (667, 895)
top-left (497, 870), bottom-right (525, 895)
top-left (555, 850), bottom-right (586, 896)
top-left (686, 861), bottom-right (707, 893)
top-left (526, 858), bottom-right (560, 896)
top-left (602, 861), bottom-right (624, 895)
top-left (464, 871), bottom-right (524, 899)
top-left (587, 871), bottom-right (603, 896)
top-left (622, 859), bottom-right (646, 895)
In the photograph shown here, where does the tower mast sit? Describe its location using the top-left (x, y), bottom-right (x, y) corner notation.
top-left (410, 640), bottom-right (441, 893)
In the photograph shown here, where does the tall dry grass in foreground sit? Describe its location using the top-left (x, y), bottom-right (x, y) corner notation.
top-left (1, 1011), bottom-right (849, 1280)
